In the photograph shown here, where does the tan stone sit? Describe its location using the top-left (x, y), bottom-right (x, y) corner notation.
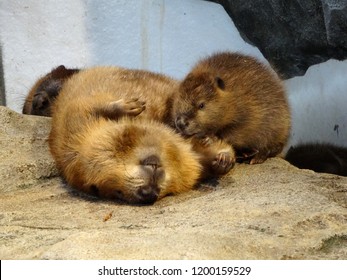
top-left (0, 106), bottom-right (58, 192)
top-left (0, 106), bottom-right (346, 259)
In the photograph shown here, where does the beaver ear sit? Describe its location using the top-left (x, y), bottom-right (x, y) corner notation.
top-left (50, 65), bottom-right (78, 80)
top-left (50, 65), bottom-right (67, 78)
top-left (215, 77), bottom-right (225, 90)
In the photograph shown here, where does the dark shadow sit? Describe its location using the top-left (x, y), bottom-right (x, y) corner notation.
top-left (0, 45), bottom-right (6, 106)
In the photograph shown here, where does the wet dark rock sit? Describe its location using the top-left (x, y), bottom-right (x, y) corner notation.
top-left (207, 0), bottom-right (347, 79)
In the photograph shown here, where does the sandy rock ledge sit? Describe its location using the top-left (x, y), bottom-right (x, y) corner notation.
top-left (0, 106), bottom-right (346, 259)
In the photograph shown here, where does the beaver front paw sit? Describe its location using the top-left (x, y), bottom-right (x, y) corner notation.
top-left (212, 151), bottom-right (236, 175)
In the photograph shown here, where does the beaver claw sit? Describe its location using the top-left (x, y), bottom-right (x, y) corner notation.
top-left (212, 151), bottom-right (235, 175)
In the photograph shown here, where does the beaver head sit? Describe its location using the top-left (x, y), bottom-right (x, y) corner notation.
top-left (173, 71), bottom-right (235, 137)
top-left (66, 120), bottom-right (201, 205)
top-left (23, 65), bottom-right (79, 116)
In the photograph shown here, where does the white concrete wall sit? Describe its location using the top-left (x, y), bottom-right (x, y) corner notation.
top-left (0, 0), bottom-right (263, 112)
top-left (286, 59), bottom-right (347, 149)
top-left (1, 0), bottom-right (346, 148)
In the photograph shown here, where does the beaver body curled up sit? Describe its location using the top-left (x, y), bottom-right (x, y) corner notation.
top-left (28, 66), bottom-right (234, 204)
top-left (173, 52), bottom-right (291, 164)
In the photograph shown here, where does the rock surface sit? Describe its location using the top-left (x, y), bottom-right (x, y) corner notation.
top-left (0, 106), bottom-right (58, 193)
top-left (1, 106), bottom-right (347, 259)
top-left (207, 0), bottom-right (347, 79)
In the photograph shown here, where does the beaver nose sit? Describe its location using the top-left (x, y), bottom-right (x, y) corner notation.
top-left (175, 116), bottom-right (189, 131)
top-left (32, 92), bottom-right (50, 114)
top-left (140, 155), bottom-right (165, 180)
top-left (137, 185), bottom-right (159, 205)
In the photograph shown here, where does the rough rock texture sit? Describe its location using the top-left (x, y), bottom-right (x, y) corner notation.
top-left (207, 0), bottom-right (347, 79)
top-left (1, 106), bottom-right (347, 259)
top-left (0, 106), bottom-right (58, 192)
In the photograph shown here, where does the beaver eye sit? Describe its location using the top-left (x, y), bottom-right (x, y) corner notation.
top-left (199, 102), bottom-right (205, 110)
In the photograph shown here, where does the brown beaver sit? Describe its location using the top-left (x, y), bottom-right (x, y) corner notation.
top-left (173, 52), bottom-right (291, 164)
top-left (25, 66), bottom-right (235, 174)
top-left (22, 65), bottom-right (79, 116)
top-left (47, 66), bottom-right (235, 204)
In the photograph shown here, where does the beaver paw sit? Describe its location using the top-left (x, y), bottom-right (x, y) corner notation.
top-left (109, 98), bottom-right (146, 117)
top-left (212, 151), bottom-right (235, 175)
top-left (200, 135), bottom-right (219, 147)
top-left (249, 150), bottom-right (270, 164)
top-left (250, 157), bottom-right (266, 164)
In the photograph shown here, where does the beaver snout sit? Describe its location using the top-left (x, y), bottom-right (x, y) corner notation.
top-left (137, 184), bottom-right (159, 205)
top-left (137, 155), bottom-right (165, 204)
top-left (175, 115), bottom-right (189, 133)
top-left (140, 155), bottom-right (165, 180)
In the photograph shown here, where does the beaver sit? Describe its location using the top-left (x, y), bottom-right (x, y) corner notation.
top-left (25, 66), bottom-right (235, 174)
top-left (22, 65), bottom-right (79, 116)
top-left (285, 143), bottom-right (347, 176)
top-left (47, 66), bottom-right (235, 204)
top-left (173, 52), bottom-right (291, 164)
